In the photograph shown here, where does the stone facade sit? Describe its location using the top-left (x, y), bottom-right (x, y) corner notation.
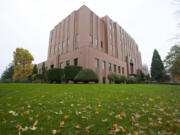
top-left (37, 5), bottom-right (142, 83)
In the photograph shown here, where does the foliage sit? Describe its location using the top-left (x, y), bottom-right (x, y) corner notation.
top-left (13, 48), bottom-right (34, 80)
top-left (136, 69), bottom-right (146, 82)
top-left (64, 66), bottom-right (82, 82)
top-left (46, 68), bottom-right (64, 83)
top-left (42, 62), bottom-right (47, 81)
top-left (150, 49), bottom-right (164, 82)
top-left (126, 78), bottom-right (137, 84)
top-left (164, 45), bottom-right (180, 83)
top-left (107, 73), bottom-right (119, 83)
top-left (116, 76), bottom-right (127, 84)
top-left (164, 45), bottom-right (180, 70)
top-left (32, 64), bottom-right (38, 74)
top-left (0, 63), bottom-right (14, 81)
top-left (74, 69), bottom-right (98, 83)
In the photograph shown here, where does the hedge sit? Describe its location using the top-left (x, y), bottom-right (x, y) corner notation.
top-left (74, 69), bottom-right (98, 83)
top-left (64, 65), bottom-right (82, 82)
top-left (47, 68), bottom-right (64, 83)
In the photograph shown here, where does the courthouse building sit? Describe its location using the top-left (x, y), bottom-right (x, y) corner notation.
top-left (38, 5), bottom-right (142, 83)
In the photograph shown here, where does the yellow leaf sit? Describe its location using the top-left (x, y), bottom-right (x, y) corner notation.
top-left (64, 115), bottom-right (69, 119)
top-left (60, 121), bottom-right (64, 127)
top-left (102, 119), bottom-right (108, 122)
top-left (134, 131), bottom-right (138, 135)
top-left (121, 112), bottom-right (126, 117)
top-left (75, 125), bottom-right (80, 129)
top-left (148, 118), bottom-right (153, 122)
top-left (33, 120), bottom-right (38, 126)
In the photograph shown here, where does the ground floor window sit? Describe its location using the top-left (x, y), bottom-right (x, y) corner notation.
top-left (74, 58), bottom-right (78, 66)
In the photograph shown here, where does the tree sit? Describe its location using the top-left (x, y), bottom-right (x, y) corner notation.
top-left (13, 48), bottom-right (34, 80)
top-left (1, 63), bottom-right (14, 81)
top-left (164, 45), bottom-right (180, 70)
top-left (42, 62), bottom-right (47, 81)
top-left (150, 49), bottom-right (164, 82)
top-left (164, 45), bottom-right (180, 82)
top-left (32, 64), bottom-right (38, 74)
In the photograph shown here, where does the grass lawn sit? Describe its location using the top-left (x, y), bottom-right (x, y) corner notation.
top-left (0, 84), bottom-right (180, 135)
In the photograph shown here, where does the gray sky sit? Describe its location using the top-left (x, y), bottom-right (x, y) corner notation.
top-left (0, 0), bottom-right (178, 76)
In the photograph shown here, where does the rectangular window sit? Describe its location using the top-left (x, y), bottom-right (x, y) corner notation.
top-left (114, 64), bottom-right (116, 72)
top-left (95, 58), bottom-right (99, 68)
top-left (102, 61), bottom-right (105, 70)
top-left (75, 34), bottom-right (79, 42)
top-left (54, 45), bottom-right (56, 54)
top-left (118, 66), bottom-right (121, 73)
top-left (96, 39), bottom-right (98, 46)
top-left (67, 39), bottom-right (70, 46)
top-left (60, 63), bottom-right (63, 69)
top-left (62, 41), bottom-right (64, 48)
top-left (66, 60), bottom-right (70, 66)
top-left (50, 47), bottom-right (51, 55)
top-left (108, 63), bottom-right (112, 71)
top-left (110, 34), bottom-right (112, 39)
top-left (58, 43), bottom-right (60, 50)
top-left (74, 58), bottom-right (78, 66)
top-left (101, 41), bottom-right (103, 48)
top-left (90, 35), bottom-right (93, 44)
top-left (110, 44), bottom-right (113, 51)
top-left (122, 67), bottom-right (124, 74)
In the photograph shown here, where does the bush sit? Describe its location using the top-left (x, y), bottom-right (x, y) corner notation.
top-left (108, 73), bottom-right (119, 83)
top-left (74, 69), bottom-right (98, 83)
top-left (115, 76), bottom-right (127, 84)
top-left (47, 68), bottom-right (64, 83)
top-left (64, 66), bottom-right (82, 82)
top-left (127, 78), bottom-right (137, 84)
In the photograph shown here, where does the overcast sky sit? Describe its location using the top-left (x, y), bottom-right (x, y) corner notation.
top-left (0, 0), bottom-right (178, 76)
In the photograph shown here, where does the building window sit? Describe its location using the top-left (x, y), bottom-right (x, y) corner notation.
top-left (118, 66), bottom-right (121, 73)
top-left (110, 34), bottom-right (112, 39)
top-left (110, 44), bottom-right (113, 51)
top-left (58, 43), bottom-right (60, 50)
top-left (54, 45), bottom-right (56, 54)
top-left (122, 67), bottom-right (124, 74)
top-left (51, 64), bottom-right (54, 69)
top-left (102, 61), bottom-right (105, 70)
top-left (62, 41), bottom-right (64, 48)
top-left (90, 35), bottom-right (93, 44)
top-left (75, 34), bottom-right (79, 42)
top-left (96, 39), bottom-right (98, 46)
top-left (74, 58), bottom-right (78, 66)
top-left (108, 63), bottom-right (112, 71)
top-left (66, 60), bottom-right (70, 66)
top-left (101, 41), bottom-right (103, 48)
top-left (50, 47), bottom-right (51, 55)
top-left (114, 64), bottom-right (116, 72)
top-left (110, 24), bottom-right (112, 30)
top-left (60, 63), bottom-right (63, 69)
top-left (95, 58), bottom-right (99, 68)
top-left (67, 39), bottom-right (70, 46)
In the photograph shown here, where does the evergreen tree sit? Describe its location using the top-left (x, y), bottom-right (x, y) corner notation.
top-left (150, 49), bottom-right (164, 82)
top-left (42, 62), bottom-right (46, 81)
top-left (1, 63), bottom-right (14, 81)
top-left (32, 64), bottom-right (38, 74)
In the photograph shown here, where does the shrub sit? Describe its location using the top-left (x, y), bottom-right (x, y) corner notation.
top-left (127, 78), bottom-right (137, 84)
top-left (115, 76), bottom-right (127, 84)
top-left (74, 69), bottom-right (98, 83)
top-left (64, 66), bottom-right (82, 82)
top-left (47, 68), bottom-right (64, 83)
top-left (108, 73), bottom-right (119, 83)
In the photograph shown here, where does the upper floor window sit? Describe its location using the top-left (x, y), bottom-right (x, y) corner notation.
top-left (110, 24), bottom-right (112, 30)
top-left (90, 35), bottom-right (93, 44)
top-left (54, 45), bottom-right (56, 54)
top-left (101, 41), bottom-right (103, 48)
top-left (67, 39), bottom-right (70, 46)
top-left (58, 43), bottom-right (60, 50)
top-left (102, 61), bottom-right (105, 70)
top-left (110, 44), bottom-right (113, 51)
top-left (95, 58), bottom-right (99, 68)
top-left (96, 39), bottom-right (98, 46)
top-left (74, 58), bottom-right (78, 66)
top-left (50, 47), bottom-right (52, 55)
top-left (75, 34), bottom-right (79, 42)
top-left (62, 41), bottom-right (64, 48)
top-left (110, 34), bottom-right (112, 39)
top-left (108, 63), bottom-right (112, 71)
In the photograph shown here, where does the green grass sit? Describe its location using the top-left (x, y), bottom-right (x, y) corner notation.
top-left (0, 84), bottom-right (180, 135)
